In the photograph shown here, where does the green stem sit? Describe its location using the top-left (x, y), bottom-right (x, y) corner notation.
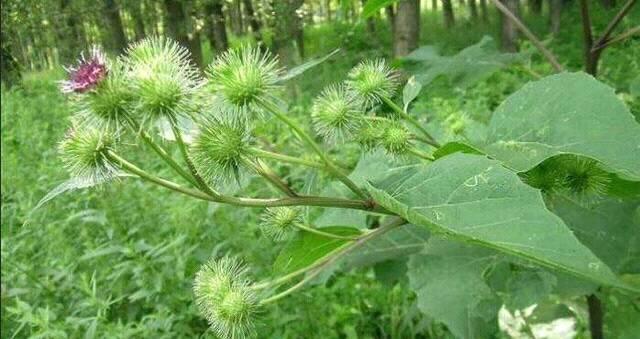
top-left (125, 117), bottom-right (199, 187)
top-left (408, 147), bottom-right (435, 161)
top-left (249, 147), bottom-right (325, 170)
top-left (258, 99), bottom-right (369, 200)
top-left (106, 150), bottom-right (385, 212)
top-left (168, 118), bottom-right (218, 195)
top-left (243, 157), bottom-right (298, 197)
top-left (294, 223), bottom-right (361, 240)
top-left (259, 217), bottom-right (405, 304)
top-left (381, 96), bottom-right (440, 148)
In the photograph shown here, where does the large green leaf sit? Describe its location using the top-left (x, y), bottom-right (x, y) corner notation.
top-left (482, 72), bottom-right (640, 180)
top-left (344, 224), bottom-right (430, 268)
top-left (408, 239), bottom-right (500, 339)
top-left (273, 226), bottom-right (361, 274)
top-left (545, 195), bottom-right (640, 274)
top-left (367, 153), bottom-right (630, 291)
top-left (404, 36), bottom-right (525, 88)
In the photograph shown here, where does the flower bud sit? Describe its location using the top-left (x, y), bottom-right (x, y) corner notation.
top-left (311, 84), bottom-right (363, 143)
top-left (346, 59), bottom-right (398, 107)
top-left (124, 37), bottom-right (201, 123)
top-left (193, 257), bottom-right (258, 339)
top-left (354, 120), bottom-right (383, 151)
top-left (206, 46), bottom-right (282, 109)
top-left (190, 116), bottom-right (251, 183)
top-left (60, 46), bottom-right (108, 94)
top-left (381, 122), bottom-right (412, 155)
top-left (259, 207), bottom-right (302, 241)
top-left (559, 156), bottom-right (610, 201)
top-left (59, 127), bottom-right (118, 179)
top-left (71, 60), bottom-right (134, 129)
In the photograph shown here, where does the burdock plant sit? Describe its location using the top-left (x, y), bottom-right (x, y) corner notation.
top-left (48, 36), bottom-right (640, 338)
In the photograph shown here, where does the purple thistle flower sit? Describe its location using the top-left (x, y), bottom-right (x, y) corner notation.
top-left (60, 46), bottom-right (108, 94)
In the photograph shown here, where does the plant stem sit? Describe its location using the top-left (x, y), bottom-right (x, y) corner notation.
top-left (249, 147), bottom-right (325, 170)
top-left (168, 118), bottom-right (218, 195)
top-left (490, 0), bottom-right (564, 73)
top-left (259, 217), bottom-right (405, 304)
top-left (243, 157), bottom-right (298, 197)
top-left (258, 99), bottom-right (368, 200)
top-left (381, 96), bottom-right (440, 148)
top-left (579, 0), bottom-right (599, 75)
top-left (125, 117), bottom-right (198, 187)
top-left (408, 147), bottom-right (435, 161)
top-left (593, 0), bottom-right (637, 49)
top-left (294, 223), bottom-right (361, 240)
top-left (594, 26), bottom-right (640, 51)
top-left (106, 150), bottom-right (386, 212)
top-left (587, 294), bottom-right (604, 339)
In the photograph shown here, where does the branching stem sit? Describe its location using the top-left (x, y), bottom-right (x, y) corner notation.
top-left (294, 223), bottom-right (361, 240)
top-left (258, 217), bottom-right (405, 304)
top-left (381, 96), bottom-right (440, 148)
top-left (125, 117), bottom-right (198, 187)
top-left (106, 150), bottom-right (387, 212)
top-left (489, 0), bottom-right (564, 73)
top-left (258, 99), bottom-right (368, 200)
top-left (243, 157), bottom-right (298, 197)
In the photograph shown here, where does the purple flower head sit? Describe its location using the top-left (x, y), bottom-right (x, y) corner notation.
top-left (60, 46), bottom-right (108, 94)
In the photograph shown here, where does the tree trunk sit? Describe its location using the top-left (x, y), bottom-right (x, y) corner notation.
top-left (469, 0), bottom-right (479, 20)
top-left (103, 0), bottom-right (128, 54)
top-left (129, 1), bottom-right (146, 41)
top-left (393, 0), bottom-right (420, 57)
top-left (325, 0), bottom-right (332, 21)
top-left (228, 0), bottom-right (244, 35)
top-left (500, 0), bottom-right (520, 52)
top-left (271, 0), bottom-right (305, 65)
top-left (529, 0), bottom-right (543, 14)
top-left (185, 2), bottom-right (203, 68)
top-left (480, 0), bottom-right (489, 21)
top-left (600, 0), bottom-right (616, 9)
top-left (442, 0), bottom-right (455, 28)
top-left (432, 0), bottom-right (438, 10)
top-left (385, 5), bottom-right (395, 37)
top-left (206, 0), bottom-right (229, 53)
top-left (163, 0), bottom-right (202, 68)
top-left (1, 30), bottom-right (21, 87)
top-left (549, 0), bottom-right (562, 36)
top-left (58, 0), bottom-right (83, 63)
top-left (362, 0), bottom-right (376, 34)
top-left (243, 0), bottom-right (262, 38)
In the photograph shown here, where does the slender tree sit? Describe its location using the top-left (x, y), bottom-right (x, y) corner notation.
top-left (385, 5), bottom-right (396, 37)
top-left (270, 0), bottom-right (305, 64)
top-left (127, 0), bottom-right (146, 41)
top-left (58, 0), bottom-right (83, 62)
top-left (432, 0), bottom-right (438, 10)
top-left (549, 0), bottom-right (562, 35)
top-left (393, 0), bottom-right (420, 57)
top-left (206, 0), bottom-right (229, 53)
top-left (530, 0), bottom-right (543, 14)
top-left (480, 0), bottom-right (489, 21)
top-left (499, 0), bottom-right (520, 52)
top-left (442, 0), bottom-right (455, 27)
top-left (601, 0), bottom-right (617, 8)
top-left (163, 0), bottom-right (202, 68)
top-left (243, 0), bottom-right (263, 41)
top-left (103, 0), bottom-right (128, 53)
top-left (469, 0), bottom-right (479, 20)
top-left (228, 0), bottom-right (245, 35)
top-left (362, 0), bottom-right (376, 34)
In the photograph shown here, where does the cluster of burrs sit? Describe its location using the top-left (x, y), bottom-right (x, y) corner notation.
top-left (57, 37), bottom-right (436, 338)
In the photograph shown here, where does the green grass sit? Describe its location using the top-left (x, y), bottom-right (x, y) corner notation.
top-left (2, 5), bottom-right (639, 338)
